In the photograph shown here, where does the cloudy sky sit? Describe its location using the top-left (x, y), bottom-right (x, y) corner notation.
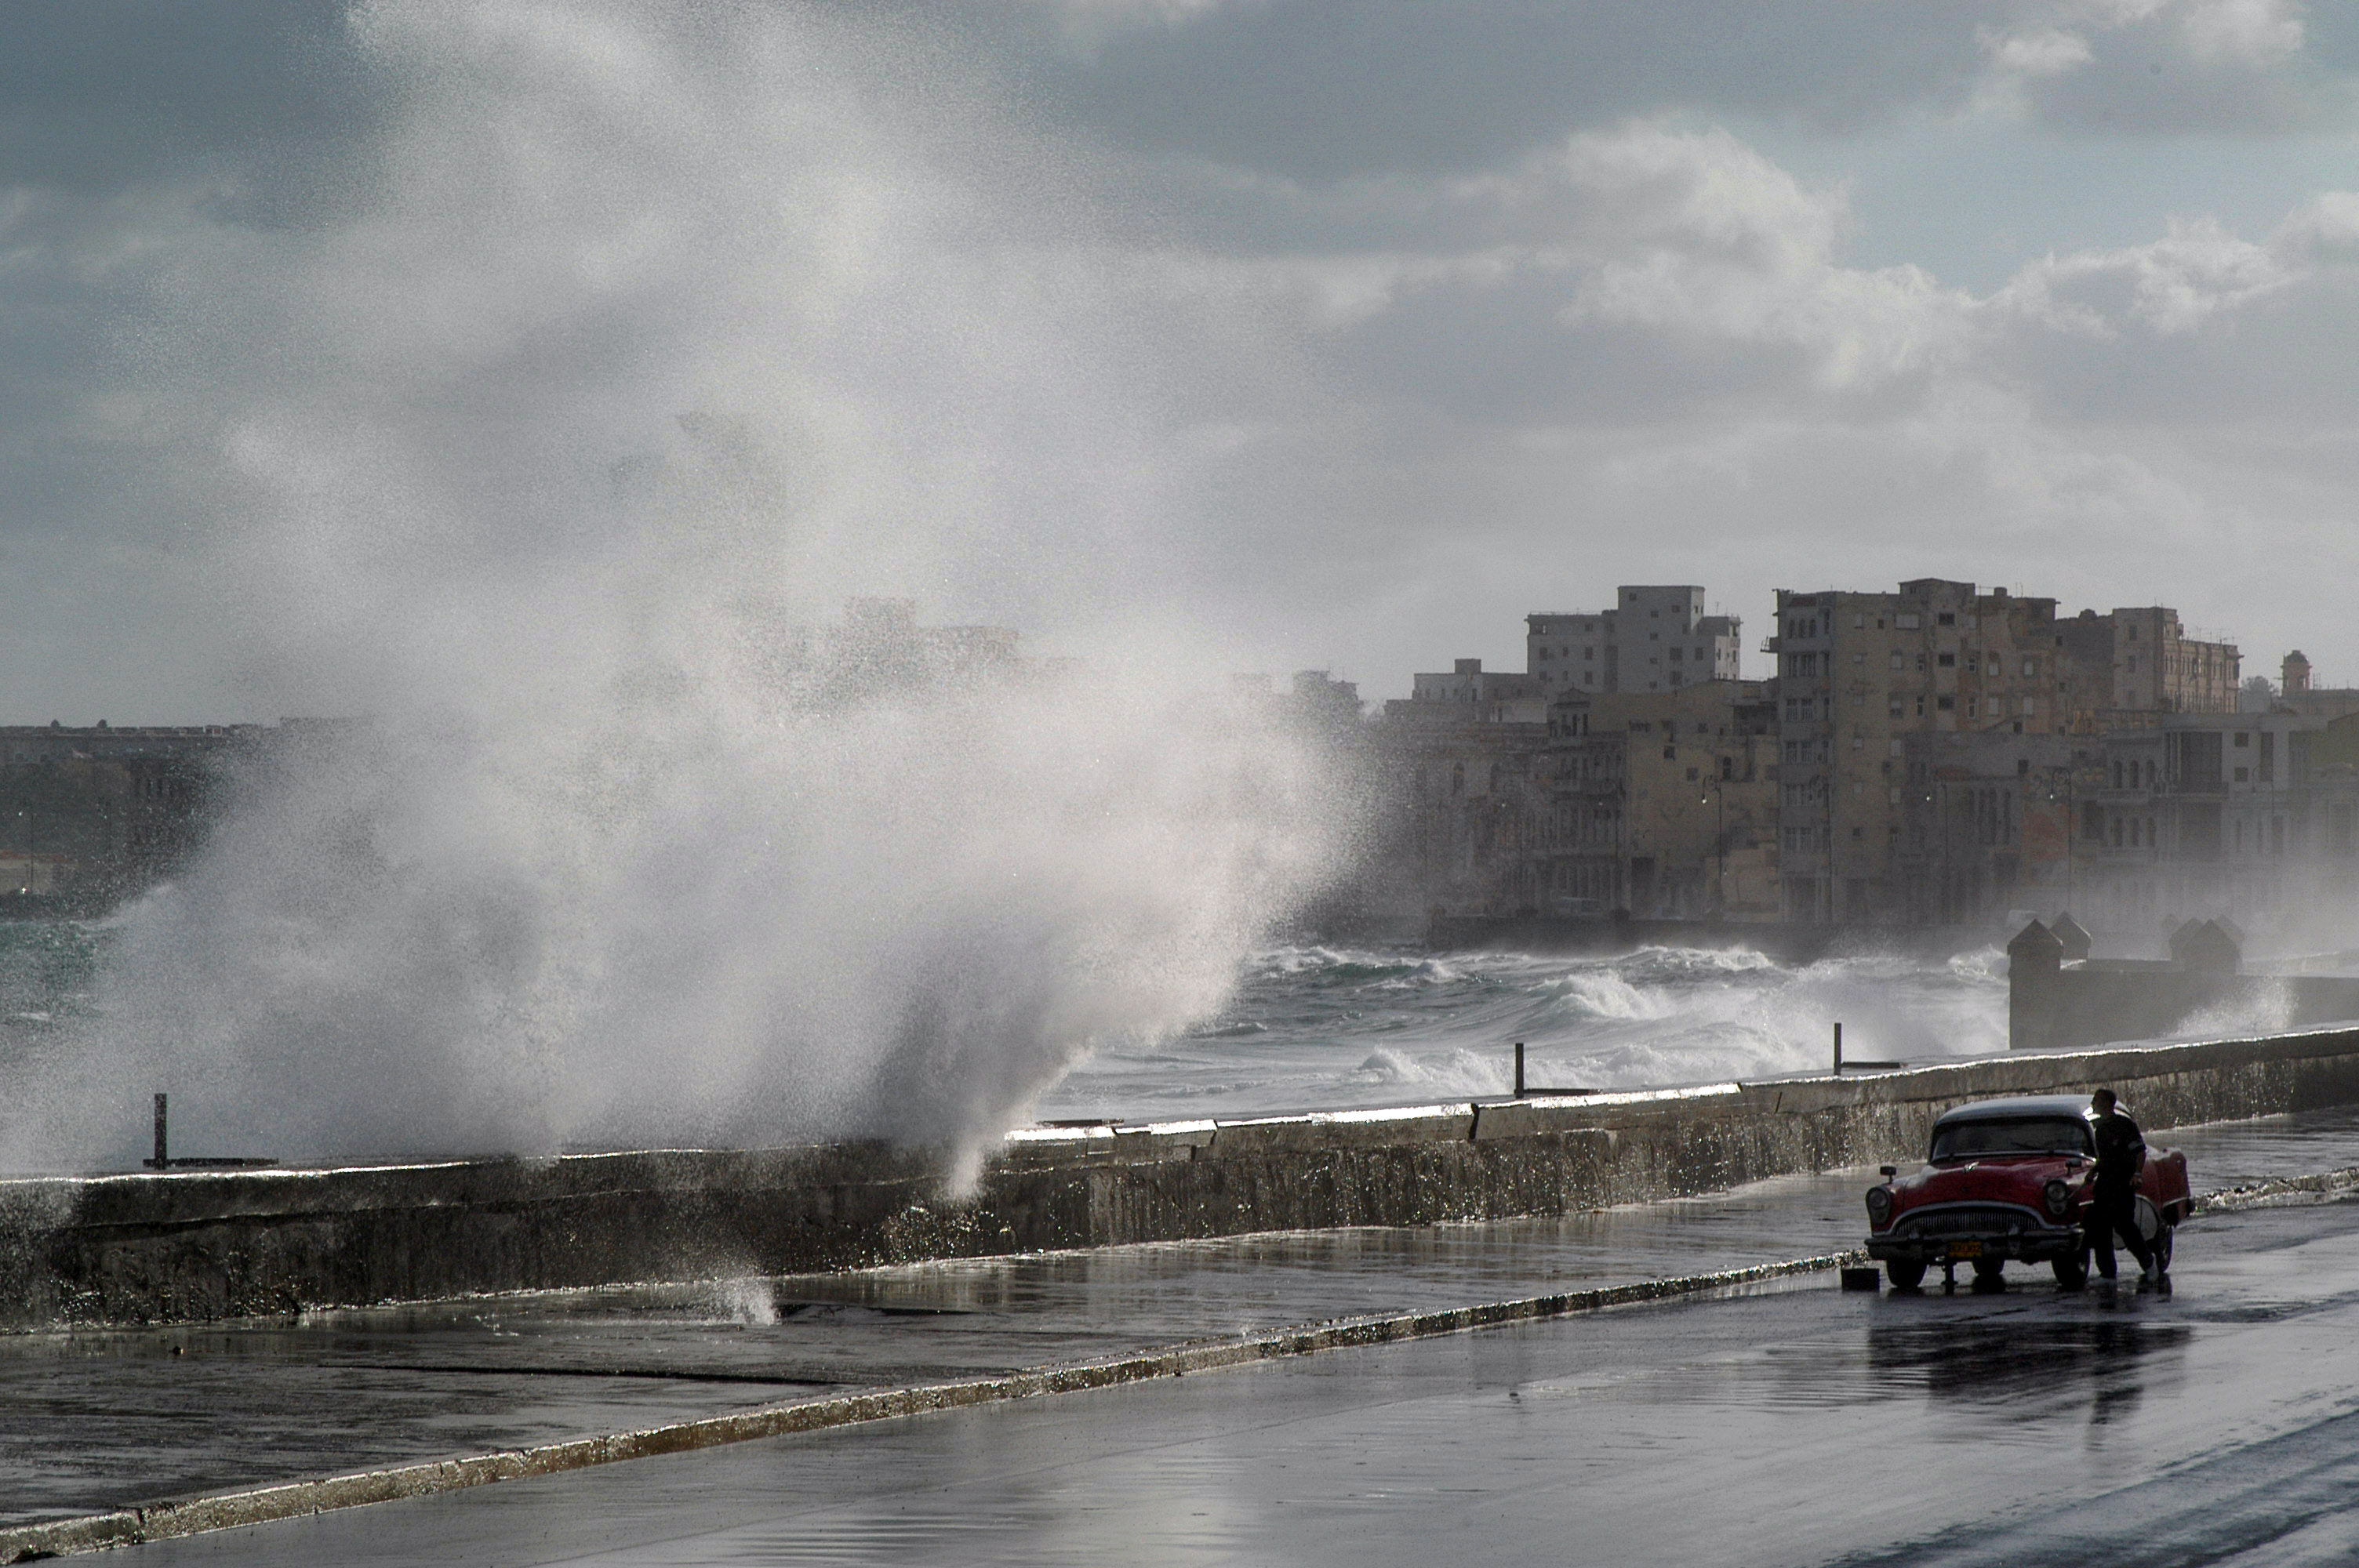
top-left (5, 0), bottom-right (2357, 720)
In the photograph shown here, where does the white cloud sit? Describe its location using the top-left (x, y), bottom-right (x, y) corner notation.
top-left (2179, 0), bottom-right (2306, 66)
top-left (1997, 216), bottom-right (2293, 334)
top-left (1981, 26), bottom-right (2097, 78)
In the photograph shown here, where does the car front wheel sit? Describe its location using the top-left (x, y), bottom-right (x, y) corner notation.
top-left (1885, 1258), bottom-right (1926, 1291)
top-left (2052, 1250), bottom-right (2090, 1290)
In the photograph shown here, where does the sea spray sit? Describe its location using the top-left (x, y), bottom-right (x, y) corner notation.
top-left (0, 2), bottom-right (1362, 1179)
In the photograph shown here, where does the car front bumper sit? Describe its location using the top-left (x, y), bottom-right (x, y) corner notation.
top-left (1866, 1225), bottom-right (2083, 1265)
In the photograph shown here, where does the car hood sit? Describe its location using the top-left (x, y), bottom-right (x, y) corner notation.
top-left (1883, 1155), bottom-right (2088, 1225)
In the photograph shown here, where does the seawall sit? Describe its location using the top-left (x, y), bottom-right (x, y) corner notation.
top-left (10, 1025), bottom-right (2359, 1330)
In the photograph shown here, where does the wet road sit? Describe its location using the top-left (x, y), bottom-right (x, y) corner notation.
top-left (104, 1135), bottom-right (2359, 1566)
top-left (15, 1106), bottom-right (2350, 1529)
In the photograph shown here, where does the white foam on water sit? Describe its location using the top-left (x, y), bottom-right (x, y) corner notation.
top-left (1045, 940), bottom-right (2013, 1116)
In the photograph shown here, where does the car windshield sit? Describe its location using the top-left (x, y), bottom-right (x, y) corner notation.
top-left (1929, 1116), bottom-right (2093, 1162)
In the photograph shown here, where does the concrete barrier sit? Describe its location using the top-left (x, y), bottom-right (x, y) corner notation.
top-left (9, 1025), bottom-right (2359, 1330)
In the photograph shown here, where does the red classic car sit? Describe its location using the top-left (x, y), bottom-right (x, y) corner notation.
top-left (1864, 1094), bottom-right (2193, 1290)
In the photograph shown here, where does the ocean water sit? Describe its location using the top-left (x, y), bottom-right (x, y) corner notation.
top-left (1034, 942), bottom-right (2012, 1121)
top-left (0, 920), bottom-right (2009, 1142)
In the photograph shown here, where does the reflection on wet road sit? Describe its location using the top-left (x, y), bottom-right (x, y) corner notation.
top-left (118, 1184), bottom-right (2359, 1566)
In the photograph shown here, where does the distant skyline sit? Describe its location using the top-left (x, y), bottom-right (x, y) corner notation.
top-left (4, 1), bottom-right (2357, 719)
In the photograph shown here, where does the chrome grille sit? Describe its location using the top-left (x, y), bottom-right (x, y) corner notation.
top-left (1893, 1205), bottom-right (2038, 1237)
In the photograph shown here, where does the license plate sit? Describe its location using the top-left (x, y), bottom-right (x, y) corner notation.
top-left (1947, 1241), bottom-right (1984, 1260)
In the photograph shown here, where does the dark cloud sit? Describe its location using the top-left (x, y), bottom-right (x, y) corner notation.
top-left (0, 2), bottom-right (379, 205)
top-left (982, 1), bottom-right (1991, 179)
top-left (1, 0), bottom-right (2357, 719)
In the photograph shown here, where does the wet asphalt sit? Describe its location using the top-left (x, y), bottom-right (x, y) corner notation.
top-left (17, 1105), bottom-right (2359, 1564)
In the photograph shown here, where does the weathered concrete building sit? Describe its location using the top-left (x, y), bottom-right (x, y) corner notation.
top-left (1771, 580), bottom-right (2239, 924)
top-left (1896, 731), bottom-right (2084, 927)
top-left (1528, 681), bottom-right (1779, 917)
top-left (1525, 585), bottom-right (1741, 699)
top-left (1379, 701), bottom-right (1552, 918)
top-left (1400, 659), bottom-right (1546, 724)
top-left (0, 723), bottom-right (278, 909)
top-left (2070, 709), bottom-right (2359, 937)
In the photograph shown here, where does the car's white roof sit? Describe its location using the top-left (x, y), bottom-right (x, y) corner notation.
top-left (1932, 1094), bottom-right (2098, 1126)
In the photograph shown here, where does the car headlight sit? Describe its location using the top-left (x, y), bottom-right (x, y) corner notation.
top-left (1865, 1186), bottom-right (1893, 1225)
top-left (2044, 1178), bottom-right (2071, 1218)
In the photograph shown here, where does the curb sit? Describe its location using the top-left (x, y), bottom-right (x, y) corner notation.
top-left (0, 1250), bottom-right (1859, 1562)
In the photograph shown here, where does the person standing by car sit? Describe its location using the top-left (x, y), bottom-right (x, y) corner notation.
top-left (2088, 1088), bottom-right (2159, 1283)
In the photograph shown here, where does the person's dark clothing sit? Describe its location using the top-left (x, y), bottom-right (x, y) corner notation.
top-left (2088, 1108), bottom-right (2154, 1276)
top-left (2092, 1108), bottom-right (2146, 1188)
top-left (2088, 1180), bottom-right (2153, 1276)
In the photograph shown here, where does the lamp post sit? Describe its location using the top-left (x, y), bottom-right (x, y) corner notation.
top-left (1699, 773), bottom-right (1727, 915)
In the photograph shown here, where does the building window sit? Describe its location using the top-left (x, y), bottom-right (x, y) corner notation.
top-left (1937, 695), bottom-right (1955, 711)
top-left (1888, 652), bottom-right (1903, 671)
top-left (1888, 700), bottom-right (1904, 718)
top-left (2022, 658), bottom-right (2037, 677)
top-left (2023, 696), bottom-right (2037, 716)
top-left (1938, 612), bottom-right (1956, 626)
top-left (1685, 766), bottom-right (1699, 781)
top-left (2235, 731), bottom-right (2251, 747)
top-left (2235, 766), bottom-right (2250, 783)
top-left (1896, 613), bottom-right (1921, 630)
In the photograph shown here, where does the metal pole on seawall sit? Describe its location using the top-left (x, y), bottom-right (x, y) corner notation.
top-left (1514, 1041), bottom-right (1525, 1098)
top-left (1834, 1022), bottom-right (1843, 1075)
top-left (149, 1093), bottom-right (167, 1169)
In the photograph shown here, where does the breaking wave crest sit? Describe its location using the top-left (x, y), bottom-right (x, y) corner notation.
top-left (1045, 941), bottom-right (2011, 1118)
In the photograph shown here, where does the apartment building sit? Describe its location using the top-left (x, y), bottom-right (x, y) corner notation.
top-left (1399, 659), bottom-right (1547, 724)
top-left (1525, 586), bottom-right (1741, 699)
top-left (1525, 680), bottom-right (1779, 918)
top-left (2053, 605), bottom-right (2242, 719)
top-left (2063, 710), bottom-right (2359, 935)
top-left (1770, 579), bottom-right (2239, 923)
top-left (1381, 702), bottom-right (1552, 916)
top-left (1894, 731), bottom-right (2082, 927)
